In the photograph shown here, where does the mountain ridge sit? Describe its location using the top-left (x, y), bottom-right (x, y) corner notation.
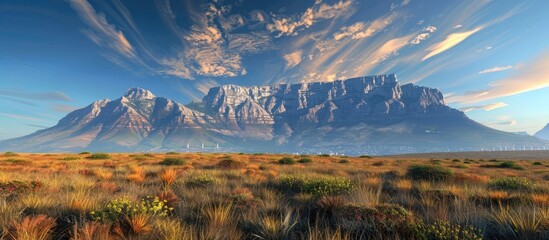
top-left (1, 74), bottom-right (546, 154)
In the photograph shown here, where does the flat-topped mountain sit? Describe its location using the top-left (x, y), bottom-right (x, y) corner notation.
top-left (1, 74), bottom-right (545, 154)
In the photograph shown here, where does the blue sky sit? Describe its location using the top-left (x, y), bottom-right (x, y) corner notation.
top-left (1, 0), bottom-right (548, 140)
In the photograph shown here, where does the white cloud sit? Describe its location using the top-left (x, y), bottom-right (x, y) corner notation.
top-left (70, 0), bottom-right (136, 59)
top-left (333, 13), bottom-right (397, 41)
top-left (478, 65), bottom-right (513, 74)
top-left (159, 58), bottom-right (194, 79)
top-left (284, 51), bottom-right (303, 69)
top-left (267, 0), bottom-right (353, 37)
top-left (228, 32), bottom-right (276, 54)
top-left (454, 24), bottom-right (463, 28)
top-left (459, 102), bottom-right (508, 112)
top-left (422, 27), bottom-right (482, 61)
top-left (447, 51), bottom-right (549, 104)
top-left (410, 25), bottom-right (437, 44)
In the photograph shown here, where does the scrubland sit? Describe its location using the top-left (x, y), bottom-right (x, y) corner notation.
top-left (0, 151), bottom-right (548, 239)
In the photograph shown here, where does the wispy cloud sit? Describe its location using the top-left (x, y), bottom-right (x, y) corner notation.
top-left (70, 0), bottom-right (136, 59)
top-left (447, 51), bottom-right (549, 104)
top-left (459, 102), bottom-right (508, 112)
top-left (478, 65), bottom-right (514, 74)
top-left (267, 0), bottom-right (354, 37)
top-left (284, 51), bottom-right (303, 69)
top-left (0, 112), bottom-right (44, 122)
top-left (410, 26), bottom-right (436, 44)
top-left (333, 13), bottom-right (397, 41)
top-left (51, 104), bottom-right (79, 113)
top-left (422, 27), bottom-right (482, 61)
top-left (0, 90), bottom-right (72, 102)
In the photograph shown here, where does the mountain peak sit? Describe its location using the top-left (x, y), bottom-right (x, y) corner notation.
top-left (534, 123), bottom-right (549, 140)
top-left (124, 88), bottom-right (156, 100)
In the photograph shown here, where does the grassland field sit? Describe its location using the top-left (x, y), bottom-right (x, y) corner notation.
top-left (0, 151), bottom-right (548, 239)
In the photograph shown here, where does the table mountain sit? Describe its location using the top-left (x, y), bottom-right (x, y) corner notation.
top-left (1, 74), bottom-right (545, 154)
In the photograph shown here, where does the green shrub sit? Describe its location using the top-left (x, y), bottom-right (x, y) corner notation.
top-left (0, 180), bottom-right (43, 194)
top-left (160, 157), bottom-right (186, 166)
top-left (333, 204), bottom-right (415, 236)
top-left (372, 161), bottom-right (384, 166)
top-left (497, 161), bottom-right (524, 170)
top-left (359, 155), bottom-right (372, 158)
top-left (318, 154), bottom-right (330, 157)
top-left (3, 152), bottom-right (18, 157)
top-left (166, 151), bottom-right (179, 155)
top-left (338, 159), bottom-right (350, 164)
top-left (144, 153), bottom-right (155, 157)
top-left (186, 175), bottom-right (219, 187)
top-left (78, 151), bottom-right (91, 155)
top-left (297, 158), bottom-right (312, 163)
top-left (452, 159), bottom-right (461, 162)
top-left (415, 220), bottom-right (483, 240)
top-left (533, 161), bottom-right (543, 166)
top-left (407, 165), bottom-right (453, 182)
top-left (90, 196), bottom-right (172, 222)
top-left (59, 156), bottom-right (80, 161)
top-left (3, 159), bottom-right (31, 164)
top-left (217, 159), bottom-right (245, 169)
top-left (87, 153), bottom-right (111, 159)
top-left (279, 175), bottom-right (355, 196)
top-left (481, 161), bottom-right (524, 170)
top-left (278, 157), bottom-right (296, 165)
top-left (488, 177), bottom-right (533, 192)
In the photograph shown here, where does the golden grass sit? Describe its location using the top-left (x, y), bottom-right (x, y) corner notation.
top-left (0, 152), bottom-right (547, 239)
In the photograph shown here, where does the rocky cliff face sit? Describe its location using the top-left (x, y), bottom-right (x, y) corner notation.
top-left (1, 74), bottom-right (545, 154)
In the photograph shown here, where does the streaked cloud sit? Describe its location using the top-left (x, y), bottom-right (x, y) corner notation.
top-left (267, 0), bottom-right (354, 37)
top-left (70, 0), bottom-right (136, 58)
top-left (284, 51), bottom-right (303, 69)
top-left (422, 27), bottom-right (482, 61)
top-left (0, 112), bottom-right (43, 122)
top-left (459, 102), bottom-right (508, 112)
top-left (333, 13), bottom-right (397, 41)
top-left (51, 104), bottom-right (79, 113)
top-left (478, 65), bottom-right (513, 74)
top-left (0, 90), bottom-right (72, 102)
top-left (447, 51), bottom-right (549, 104)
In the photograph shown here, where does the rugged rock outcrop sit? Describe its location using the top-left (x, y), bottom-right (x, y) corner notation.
top-left (0, 74), bottom-right (545, 154)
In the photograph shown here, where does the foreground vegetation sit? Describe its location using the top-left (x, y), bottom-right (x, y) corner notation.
top-left (0, 152), bottom-right (548, 239)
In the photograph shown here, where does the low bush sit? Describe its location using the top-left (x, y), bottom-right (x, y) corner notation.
top-left (3, 159), bottom-right (31, 164)
top-left (160, 157), bottom-right (186, 166)
top-left (0, 180), bottom-right (43, 194)
top-left (480, 161), bottom-right (524, 170)
top-left (338, 159), bottom-right (350, 164)
top-left (279, 175), bottom-right (355, 196)
top-left (217, 159), bottom-right (245, 169)
top-left (406, 165), bottom-right (453, 182)
top-left (87, 153), bottom-right (111, 159)
top-left (532, 161), bottom-right (543, 166)
top-left (333, 204), bottom-right (415, 236)
top-left (3, 151), bottom-right (18, 157)
top-left (278, 157), bottom-right (296, 165)
top-left (59, 156), bottom-right (80, 161)
top-left (488, 177), bottom-right (533, 192)
top-left (359, 155), bottom-right (372, 158)
top-left (318, 154), bottom-right (331, 157)
top-left (78, 151), bottom-right (91, 155)
top-left (90, 196), bottom-right (172, 222)
top-left (166, 151), bottom-right (179, 155)
top-left (186, 175), bottom-right (219, 187)
top-left (415, 220), bottom-right (483, 240)
top-left (297, 158), bottom-right (312, 163)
